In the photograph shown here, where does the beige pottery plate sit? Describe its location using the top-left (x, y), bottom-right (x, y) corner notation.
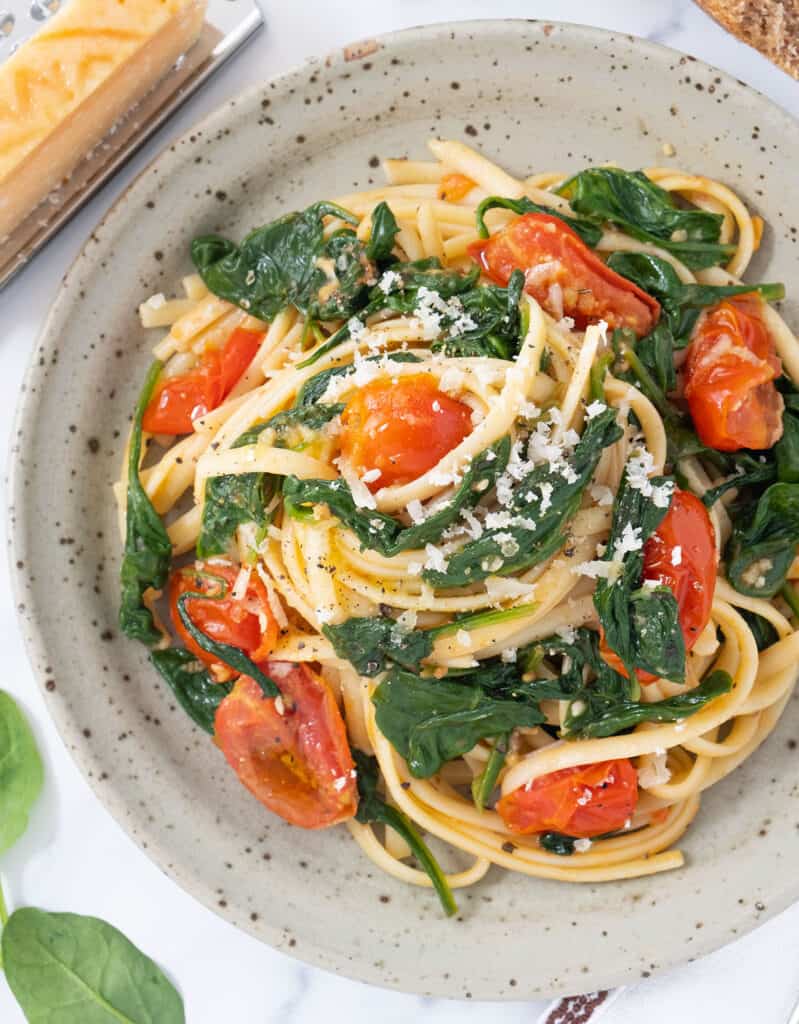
top-left (10, 19), bottom-right (799, 1000)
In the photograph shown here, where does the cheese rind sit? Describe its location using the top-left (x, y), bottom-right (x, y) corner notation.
top-left (0, 0), bottom-right (207, 240)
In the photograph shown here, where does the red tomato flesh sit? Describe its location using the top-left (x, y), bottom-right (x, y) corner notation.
top-left (600, 488), bottom-right (717, 682)
top-left (339, 373), bottom-right (473, 489)
top-left (469, 212), bottom-right (660, 336)
top-left (497, 758), bottom-right (638, 838)
top-left (143, 327), bottom-right (263, 435)
top-left (214, 663), bottom-right (358, 829)
top-left (682, 294), bottom-right (783, 452)
top-left (169, 561), bottom-right (278, 682)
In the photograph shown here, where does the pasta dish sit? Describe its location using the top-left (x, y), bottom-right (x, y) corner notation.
top-left (116, 139), bottom-right (799, 914)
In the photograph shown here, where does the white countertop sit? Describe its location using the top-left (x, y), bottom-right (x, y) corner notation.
top-left (3, 1), bottom-right (799, 1021)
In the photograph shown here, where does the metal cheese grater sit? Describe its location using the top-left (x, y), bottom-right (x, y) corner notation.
top-left (0, 0), bottom-right (265, 291)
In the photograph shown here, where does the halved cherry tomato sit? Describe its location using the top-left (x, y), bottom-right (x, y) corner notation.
top-left (682, 294), bottom-right (783, 451)
top-left (497, 758), bottom-right (638, 838)
top-left (600, 489), bottom-right (717, 682)
top-left (169, 561), bottom-right (278, 682)
top-left (339, 373), bottom-right (473, 489)
top-left (143, 327), bottom-right (263, 435)
top-left (214, 663), bottom-right (358, 829)
top-left (469, 212), bottom-right (660, 336)
top-left (438, 173), bottom-right (476, 202)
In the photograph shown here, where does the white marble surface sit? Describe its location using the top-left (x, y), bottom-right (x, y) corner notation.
top-left (2, 1), bottom-right (799, 1021)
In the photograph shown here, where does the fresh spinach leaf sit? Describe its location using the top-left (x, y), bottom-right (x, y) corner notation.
top-left (192, 201), bottom-right (359, 321)
top-left (372, 665), bottom-right (545, 779)
top-left (119, 361), bottom-right (173, 647)
top-left (283, 437), bottom-right (510, 556)
top-left (2, 908), bottom-right (185, 1024)
top-left (353, 750), bottom-right (457, 916)
top-left (175, 580), bottom-right (279, 697)
top-left (150, 649), bottom-right (231, 734)
top-left (775, 393), bottom-right (799, 483)
top-left (0, 691), bottom-right (44, 855)
top-left (700, 454), bottom-right (776, 508)
top-left (559, 168), bottom-right (733, 269)
top-left (475, 196), bottom-right (602, 247)
top-left (592, 466), bottom-right (683, 684)
top-left (425, 407), bottom-right (622, 588)
top-left (726, 482), bottom-right (799, 597)
top-left (366, 201), bottom-right (400, 262)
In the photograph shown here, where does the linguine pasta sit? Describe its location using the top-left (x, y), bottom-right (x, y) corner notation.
top-left (116, 139), bottom-right (799, 908)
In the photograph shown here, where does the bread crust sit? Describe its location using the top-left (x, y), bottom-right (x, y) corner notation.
top-left (696, 0), bottom-right (799, 79)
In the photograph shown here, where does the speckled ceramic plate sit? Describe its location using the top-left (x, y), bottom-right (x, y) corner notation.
top-left (10, 19), bottom-right (799, 1001)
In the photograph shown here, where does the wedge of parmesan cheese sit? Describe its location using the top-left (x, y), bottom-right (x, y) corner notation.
top-left (0, 0), bottom-right (207, 240)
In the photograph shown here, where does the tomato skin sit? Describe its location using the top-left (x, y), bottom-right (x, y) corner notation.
top-left (438, 173), bottom-right (475, 202)
top-left (600, 489), bottom-right (717, 682)
top-left (497, 759), bottom-right (638, 838)
top-left (143, 327), bottom-right (263, 435)
top-left (169, 562), bottom-right (278, 682)
top-left (683, 295), bottom-right (783, 451)
top-left (469, 213), bottom-right (660, 336)
top-left (339, 373), bottom-right (473, 489)
top-left (214, 663), bottom-right (358, 829)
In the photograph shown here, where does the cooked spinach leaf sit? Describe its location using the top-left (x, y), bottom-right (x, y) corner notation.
top-left (150, 648), bottom-right (232, 734)
top-left (283, 437), bottom-right (510, 556)
top-left (295, 351), bottom-right (421, 406)
top-left (197, 402), bottom-right (343, 557)
top-left (0, 691), bottom-right (44, 855)
top-left (366, 200), bottom-right (401, 261)
top-left (606, 252), bottom-right (784, 341)
top-left (740, 609), bottom-right (778, 651)
top-left (726, 482), bottom-right (799, 597)
top-left (475, 195), bottom-right (602, 246)
top-left (432, 270), bottom-right (525, 360)
top-left (527, 629), bottom-right (730, 738)
top-left (324, 602), bottom-right (538, 678)
top-left (372, 665), bottom-right (545, 778)
top-left (353, 750), bottom-right (456, 916)
top-left (324, 617), bottom-right (435, 676)
top-left (191, 201), bottom-right (360, 321)
top-left (592, 466), bottom-right (683, 685)
top-left (470, 736), bottom-right (508, 812)
top-left (2, 908), bottom-right (185, 1024)
top-left (559, 168), bottom-right (733, 269)
top-left (539, 832), bottom-right (577, 855)
top-left (175, 580), bottom-right (279, 697)
top-left (425, 406), bottom-right (622, 588)
top-left (119, 361), bottom-right (173, 646)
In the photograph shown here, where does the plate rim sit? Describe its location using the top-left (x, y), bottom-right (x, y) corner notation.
top-left (8, 17), bottom-right (799, 1001)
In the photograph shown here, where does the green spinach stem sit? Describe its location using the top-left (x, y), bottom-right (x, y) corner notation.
top-left (471, 736), bottom-right (508, 812)
top-left (379, 805), bottom-right (457, 917)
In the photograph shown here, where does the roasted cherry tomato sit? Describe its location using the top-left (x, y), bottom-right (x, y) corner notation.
top-left (600, 489), bottom-right (717, 683)
top-left (682, 294), bottom-right (783, 451)
top-left (469, 212), bottom-right (660, 336)
top-left (339, 373), bottom-right (473, 489)
top-left (143, 327), bottom-right (263, 435)
top-left (497, 758), bottom-right (638, 838)
top-left (169, 561), bottom-right (278, 682)
top-left (214, 663), bottom-right (358, 829)
top-left (438, 173), bottom-right (476, 202)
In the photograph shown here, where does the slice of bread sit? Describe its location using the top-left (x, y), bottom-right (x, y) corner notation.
top-left (696, 0), bottom-right (799, 79)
